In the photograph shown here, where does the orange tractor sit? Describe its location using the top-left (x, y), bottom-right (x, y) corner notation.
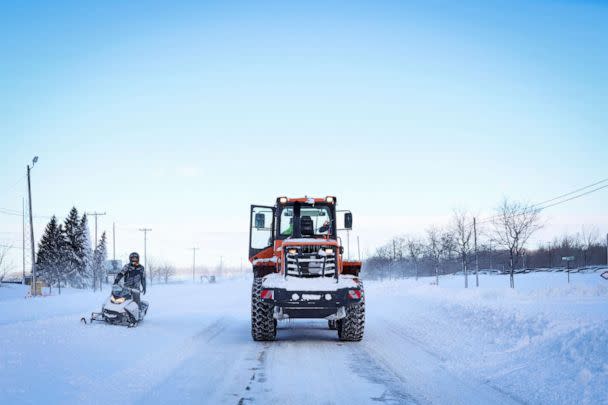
top-left (249, 196), bottom-right (364, 341)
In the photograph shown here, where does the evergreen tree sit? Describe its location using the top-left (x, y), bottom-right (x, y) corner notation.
top-left (37, 216), bottom-right (63, 291)
top-left (62, 207), bottom-right (86, 288)
top-left (92, 232), bottom-right (107, 291)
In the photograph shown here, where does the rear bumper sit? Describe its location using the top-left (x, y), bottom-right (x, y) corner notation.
top-left (261, 288), bottom-right (363, 320)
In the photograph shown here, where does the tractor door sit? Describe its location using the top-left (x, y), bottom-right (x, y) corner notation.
top-left (249, 205), bottom-right (275, 259)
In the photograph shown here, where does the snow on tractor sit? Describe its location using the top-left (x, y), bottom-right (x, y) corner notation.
top-left (249, 196), bottom-right (364, 341)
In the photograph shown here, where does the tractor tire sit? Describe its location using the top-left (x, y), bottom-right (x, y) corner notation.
top-left (328, 320), bottom-right (337, 330)
top-left (338, 300), bottom-right (365, 342)
top-left (251, 277), bottom-right (277, 341)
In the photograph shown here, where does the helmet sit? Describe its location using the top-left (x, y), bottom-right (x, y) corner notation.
top-left (129, 252), bottom-right (140, 264)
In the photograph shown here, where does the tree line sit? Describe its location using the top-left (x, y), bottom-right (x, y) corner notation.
top-left (35, 207), bottom-right (179, 292)
top-left (36, 207), bottom-right (107, 293)
top-left (363, 198), bottom-right (606, 288)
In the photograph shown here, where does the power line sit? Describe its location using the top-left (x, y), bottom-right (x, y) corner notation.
top-left (2, 174), bottom-right (26, 195)
top-left (476, 178), bottom-right (608, 225)
top-left (0, 207), bottom-right (53, 219)
top-left (0, 207), bottom-right (22, 216)
top-left (532, 177), bottom-right (608, 208)
top-left (0, 243), bottom-right (23, 249)
top-left (537, 183), bottom-right (608, 210)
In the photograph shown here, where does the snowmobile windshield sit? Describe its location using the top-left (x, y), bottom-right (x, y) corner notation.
top-left (277, 203), bottom-right (335, 239)
top-left (112, 285), bottom-right (132, 298)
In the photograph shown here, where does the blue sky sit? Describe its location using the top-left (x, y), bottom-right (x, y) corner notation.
top-left (1, 0), bottom-right (607, 269)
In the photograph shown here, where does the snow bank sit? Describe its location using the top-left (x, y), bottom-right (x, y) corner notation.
top-left (366, 272), bottom-right (608, 404)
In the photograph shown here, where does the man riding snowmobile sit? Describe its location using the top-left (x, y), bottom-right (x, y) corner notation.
top-left (84, 252), bottom-right (149, 327)
top-left (114, 252), bottom-right (146, 308)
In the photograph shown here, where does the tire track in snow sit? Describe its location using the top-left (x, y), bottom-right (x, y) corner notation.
top-left (237, 343), bottom-right (269, 404)
top-left (240, 320), bottom-right (419, 404)
top-left (344, 342), bottom-right (420, 404)
top-left (368, 317), bottom-right (524, 405)
top-left (138, 317), bottom-right (261, 405)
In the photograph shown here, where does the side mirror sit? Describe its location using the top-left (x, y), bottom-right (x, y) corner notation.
top-left (344, 212), bottom-right (353, 229)
top-left (254, 212), bottom-right (266, 229)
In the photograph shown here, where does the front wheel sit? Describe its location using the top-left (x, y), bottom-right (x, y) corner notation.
top-left (338, 300), bottom-right (365, 341)
top-left (251, 278), bottom-right (277, 341)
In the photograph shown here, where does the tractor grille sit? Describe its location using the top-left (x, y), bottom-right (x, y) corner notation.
top-left (285, 246), bottom-right (336, 278)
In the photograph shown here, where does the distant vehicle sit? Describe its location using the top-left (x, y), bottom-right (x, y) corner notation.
top-left (105, 260), bottom-right (122, 275)
top-left (249, 196), bottom-right (364, 341)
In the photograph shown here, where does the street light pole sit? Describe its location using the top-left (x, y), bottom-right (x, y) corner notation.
top-left (27, 157), bottom-right (38, 295)
top-left (22, 197), bottom-right (25, 285)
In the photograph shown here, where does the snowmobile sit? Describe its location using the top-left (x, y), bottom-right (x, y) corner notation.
top-left (82, 284), bottom-right (149, 327)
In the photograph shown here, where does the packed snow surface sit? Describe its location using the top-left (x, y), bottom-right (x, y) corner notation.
top-left (0, 271), bottom-right (607, 404)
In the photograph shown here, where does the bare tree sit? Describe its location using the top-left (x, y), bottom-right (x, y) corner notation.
top-left (440, 230), bottom-right (456, 272)
top-left (580, 225), bottom-right (599, 267)
top-left (0, 245), bottom-right (13, 283)
top-left (426, 227), bottom-right (443, 285)
top-left (405, 236), bottom-right (424, 280)
top-left (146, 258), bottom-right (176, 284)
top-left (452, 210), bottom-right (473, 288)
top-left (492, 199), bottom-right (542, 288)
top-left (159, 264), bottom-right (176, 283)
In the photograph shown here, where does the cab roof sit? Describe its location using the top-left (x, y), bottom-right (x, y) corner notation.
top-left (277, 196), bottom-right (337, 204)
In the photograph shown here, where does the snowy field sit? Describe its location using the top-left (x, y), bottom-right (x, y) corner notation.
top-left (1, 271), bottom-right (607, 405)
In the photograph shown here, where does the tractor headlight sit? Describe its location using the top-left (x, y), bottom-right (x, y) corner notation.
top-left (111, 296), bottom-right (126, 304)
top-left (278, 196), bottom-right (288, 204)
top-left (325, 196), bottom-right (335, 203)
top-left (324, 248), bottom-right (334, 255)
top-left (288, 248), bottom-right (298, 255)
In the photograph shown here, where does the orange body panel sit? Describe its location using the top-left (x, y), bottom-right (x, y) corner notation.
top-left (249, 196), bottom-right (358, 276)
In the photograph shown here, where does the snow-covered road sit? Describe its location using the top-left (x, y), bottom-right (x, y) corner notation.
top-left (1, 272), bottom-right (606, 404)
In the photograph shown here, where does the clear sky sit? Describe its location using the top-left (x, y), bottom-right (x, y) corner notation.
top-left (1, 0), bottom-right (607, 270)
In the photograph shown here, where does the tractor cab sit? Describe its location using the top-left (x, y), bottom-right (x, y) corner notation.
top-left (249, 197), bottom-right (352, 258)
top-left (248, 196), bottom-right (365, 341)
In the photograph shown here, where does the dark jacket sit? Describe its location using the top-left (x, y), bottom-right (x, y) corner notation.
top-left (114, 263), bottom-right (146, 293)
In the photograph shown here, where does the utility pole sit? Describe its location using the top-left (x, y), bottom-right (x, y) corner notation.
top-left (488, 241), bottom-right (493, 270)
top-left (474, 217), bottom-right (479, 287)
top-left (86, 211), bottom-right (106, 248)
top-left (112, 222), bottom-right (116, 261)
top-left (27, 157), bottom-right (38, 295)
top-left (22, 198), bottom-right (25, 285)
top-left (190, 247), bottom-right (199, 283)
top-left (86, 212), bottom-right (106, 292)
top-left (138, 228), bottom-right (152, 270)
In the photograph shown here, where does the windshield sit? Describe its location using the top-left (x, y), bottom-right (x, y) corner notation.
top-left (112, 285), bottom-right (132, 298)
top-left (278, 204), bottom-right (334, 239)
